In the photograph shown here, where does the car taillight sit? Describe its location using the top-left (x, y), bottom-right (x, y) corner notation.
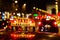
top-left (30, 20), bottom-right (35, 23)
top-left (11, 34), bottom-right (35, 38)
top-left (53, 22), bottom-right (57, 26)
top-left (13, 34), bottom-right (17, 37)
top-left (54, 22), bottom-right (57, 24)
top-left (28, 35), bottom-right (32, 38)
top-left (27, 34), bottom-right (35, 38)
top-left (8, 26), bottom-right (11, 29)
top-left (38, 22), bottom-right (42, 26)
top-left (11, 34), bottom-right (18, 38)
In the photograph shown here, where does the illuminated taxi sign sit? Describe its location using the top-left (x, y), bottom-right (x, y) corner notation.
top-left (20, 23), bottom-right (30, 26)
top-left (11, 18), bottom-right (30, 26)
top-left (10, 18), bottom-right (35, 26)
top-left (18, 18), bottom-right (29, 23)
top-left (50, 18), bottom-right (55, 20)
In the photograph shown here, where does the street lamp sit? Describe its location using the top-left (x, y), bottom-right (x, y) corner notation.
top-left (55, 0), bottom-right (58, 15)
top-left (15, 0), bottom-right (18, 3)
top-left (33, 7), bottom-right (36, 9)
top-left (22, 3), bottom-right (26, 10)
top-left (24, 4), bottom-right (26, 6)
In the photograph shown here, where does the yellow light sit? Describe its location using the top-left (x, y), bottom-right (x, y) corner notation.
top-left (41, 9), bottom-right (48, 13)
top-left (0, 12), bottom-right (1, 14)
top-left (55, 2), bottom-right (58, 4)
top-left (58, 24), bottom-right (60, 26)
top-left (4, 15), bottom-right (6, 18)
top-left (15, 8), bottom-right (18, 11)
top-left (55, 1), bottom-right (58, 15)
top-left (4, 27), bottom-right (6, 29)
top-left (7, 21), bottom-right (9, 23)
top-left (56, 4), bottom-right (58, 15)
top-left (48, 35), bottom-right (54, 37)
top-left (22, 3), bottom-right (26, 10)
top-left (24, 4), bottom-right (26, 6)
top-left (36, 8), bottom-right (38, 10)
top-left (39, 9), bottom-right (41, 11)
top-left (0, 19), bottom-right (2, 21)
top-left (14, 16), bottom-right (16, 18)
top-left (33, 7), bottom-right (36, 9)
top-left (13, 13), bottom-right (15, 15)
top-left (29, 14), bottom-right (32, 15)
top-left (15, 0), bottom-right (18, 3)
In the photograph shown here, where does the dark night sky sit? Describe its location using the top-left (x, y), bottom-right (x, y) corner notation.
top-left (1, 0), bottom-right (55, 13)
top-left (18, 0), bottom-right (55, 13)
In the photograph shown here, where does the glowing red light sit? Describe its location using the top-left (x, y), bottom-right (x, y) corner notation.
top-left (58, 12), bottom-right (60, 16)
top-left (35, 16), bottom-right (39, 19)
top-left (38, 22), bottom-right (41, 25)
top-left (27, 35), bottom-right (35, 38)
top-left (11, 34), bottom-right (18, 38)
top-left (30, 20), bottom-right (34, 23)
top-left (8, 26), bottom-right (11, 29)
top-left (28, 35), bottom-right (32, 38)
top-left (14, 20), bottom-right (16, 23)
top-left (54, 22), bottom-right (57, 25)
top-left (2, 23), bottom-right (5, 25)
top-left (53, 22), bottom-right (57, 26)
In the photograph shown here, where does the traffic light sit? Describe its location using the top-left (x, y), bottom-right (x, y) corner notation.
top-left (33, 13), bottom-right (38, 17)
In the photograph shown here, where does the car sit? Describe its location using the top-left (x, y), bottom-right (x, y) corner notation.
top-left (38, 18), bottom-right (58, 33)
top-left (0, 20), bottom-right (7, 35)
top-left (0, 20), bottom-right (7, 29)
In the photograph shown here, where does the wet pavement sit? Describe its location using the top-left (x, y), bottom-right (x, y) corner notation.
top-left (0, 31), bottom-right (60, 40)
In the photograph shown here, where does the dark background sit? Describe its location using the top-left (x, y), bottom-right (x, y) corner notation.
top-left (0, 0), bottom-right (55, 13)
